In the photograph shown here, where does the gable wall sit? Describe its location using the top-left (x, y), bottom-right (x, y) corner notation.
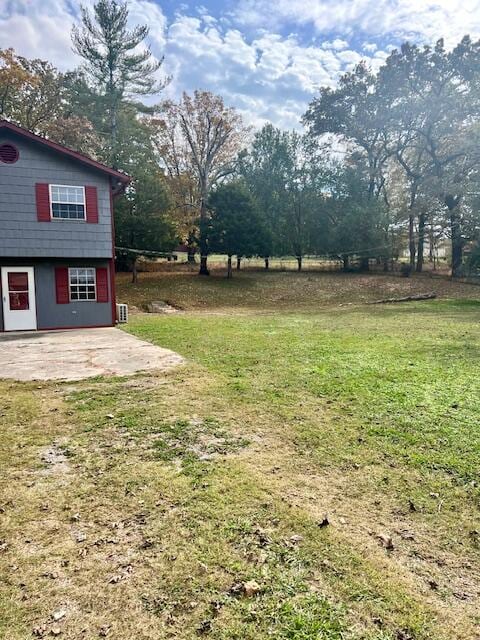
top-left (0, 131), bottom-right (113, 258)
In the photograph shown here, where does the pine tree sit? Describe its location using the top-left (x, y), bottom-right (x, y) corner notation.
top-left (72, 0), bottom-right (167, 162)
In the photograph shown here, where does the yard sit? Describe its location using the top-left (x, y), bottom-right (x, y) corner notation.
top-left (1, 270), bottom-right (479, 639)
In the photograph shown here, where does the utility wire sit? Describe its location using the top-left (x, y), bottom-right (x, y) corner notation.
top-left (115, 246), bottom-right (175, 258)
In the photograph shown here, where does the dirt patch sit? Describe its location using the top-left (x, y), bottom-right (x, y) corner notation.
top-left (40, 441), bottom-right (71, 475)
top-left (151, 418), bottom-right (249, 467)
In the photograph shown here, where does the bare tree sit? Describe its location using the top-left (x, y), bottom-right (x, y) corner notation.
top-left (154, 91), bottom-right (249, 275)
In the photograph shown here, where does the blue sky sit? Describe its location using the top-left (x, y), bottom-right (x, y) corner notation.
top-left (2, 0), bottom-right (480, 129)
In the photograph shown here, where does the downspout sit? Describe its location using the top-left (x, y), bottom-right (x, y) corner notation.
top-left (109, 178), bottom-right (118, 326)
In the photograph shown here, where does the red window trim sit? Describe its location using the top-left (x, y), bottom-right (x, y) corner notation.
top-left (96, 267), bottom-right (109, 303)
top-left (55, 267), bottom-right (69, 304)
top-left (85, 185), bottom-right (99, 223)
top-left (35, 183), bottom-right (51, 222)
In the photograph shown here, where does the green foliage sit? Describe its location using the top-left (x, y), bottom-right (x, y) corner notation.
top-left (0, 48), bottom-right (99, 155)
top-left (326, 166), bottom-right (390, 263)
top-left (115, 165), bottom-right (176, 259)
top-left (207, 182), bottom-right (271, 267)
top-left (466, 242), bottom-right (480, 274)
top-left (72, 0), bottom-right (163, 96)
top-left (304, 37), bottom-right (480, 274)
top-left (72, 0), bottom-right (167, 160)
top-left (239, 124), bottom-right (291, 256)
top-left (240, 126), bottom-right (330, 263)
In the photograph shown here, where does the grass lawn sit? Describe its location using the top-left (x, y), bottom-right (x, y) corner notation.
top-left (1, 271), bottom-right (479, 639)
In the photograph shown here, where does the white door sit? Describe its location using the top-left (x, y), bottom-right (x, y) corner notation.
top-left (1, 267), bottom-right (37, 331)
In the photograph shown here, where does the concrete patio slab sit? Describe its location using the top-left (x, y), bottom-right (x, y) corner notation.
top-left (0, 328), bottom-right (184, 381)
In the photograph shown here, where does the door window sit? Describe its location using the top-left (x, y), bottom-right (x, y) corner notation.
top-left (8, 272), bottom-right (29, 310)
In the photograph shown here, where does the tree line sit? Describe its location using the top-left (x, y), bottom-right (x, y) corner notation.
top-left (1, 0), bottom-right (480, 278)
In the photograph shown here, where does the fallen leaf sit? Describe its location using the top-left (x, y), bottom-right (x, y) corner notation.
top-left (318, 515), bottom-right (330, 528)
top-left (289, 534), bottom-right (304, 544)
top-left (378, 534), bottom-right (394, 550)
top-left (197, 619), bottom-right (212, 634)
top-left (243, 580), bottom-right (261, 597)
top-left (42, 571), bottom-right (59, 580)
top-left (228, 582), bottom-right (244, 597)
top-left (52, 610), bottom-right (66, 622)
top-left (139, 539), bottom-right (154, 550)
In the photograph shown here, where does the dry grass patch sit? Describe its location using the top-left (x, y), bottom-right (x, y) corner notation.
top-left (116, 269), bottom-right (480, 313)
top-left (1, 273), bottom-right (479, 639)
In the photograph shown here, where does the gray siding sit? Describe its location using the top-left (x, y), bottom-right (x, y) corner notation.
top-left (0, 131), bottom-right (113, 258)
top-left (0, 259), bottom-right (113, 331)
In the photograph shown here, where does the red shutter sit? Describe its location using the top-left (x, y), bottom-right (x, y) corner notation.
top-left (96, 267), bottom-right (109, 303)
top-left (35, 183), bottom-right (51, 222)
top-left (55, 268), bottom-right (69, 304)
top-left (85, 186), bottom-right (98, 223)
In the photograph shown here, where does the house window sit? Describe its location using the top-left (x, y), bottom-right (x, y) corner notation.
top-left (50, 185), bottom-right (85, 220)
top-left (69, 268), bottom-right (96, 301)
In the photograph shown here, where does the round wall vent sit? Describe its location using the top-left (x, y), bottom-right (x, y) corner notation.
top-left (0, 143), bottom-right (19, 164)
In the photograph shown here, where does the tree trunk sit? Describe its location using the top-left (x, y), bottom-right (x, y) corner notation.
top-left (446, 194), bottom-right (463, 277)
top-left (199, 255), bottom-right (209, 276)
top-left (198, 186), bottom-right (209, 276)
top-left (409, 213), bottom-right (416, 270)
top-left (428, 226), bottom-right (434, 264)
top-left (108, 68), bottom-right (118, 166)
top-left (264, 257), bottom-right (269, 270)
top-left (297, 255), bottom-right (302, 271)
top-left (342, 255), bottom-right (349, 272)
top-left (187, 246), bottom-right (196, 263)
top-left (227, 255), bottom-right (232, 279)
top-left (359, 257), bottom-right (370, 272)
top-left (450, 215), bottom-right (463, 277)
top-left (236, 256), bottom-right (241, 271)
top-left (416, 213), bottom-right (426, 273)
top-left (131, 257), bottom-right (138, 284)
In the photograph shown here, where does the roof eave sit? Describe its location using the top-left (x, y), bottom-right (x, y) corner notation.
top-left (0, 119), bottom-right (130, 184)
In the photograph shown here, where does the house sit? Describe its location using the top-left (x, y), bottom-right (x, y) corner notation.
top-left (0, 120), bottom-right (129, 332)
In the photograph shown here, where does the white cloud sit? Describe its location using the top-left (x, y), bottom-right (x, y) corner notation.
top-left (161, 18), bottom-right (367, 128)
top-left (2, 0), bottom-right (468, 132)
top-left (322, 38), bottom-right (349, 51)
top-left (234, 0), bottom-right (480, 46)
top-left (0, 0), bottom-right (78, 67)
